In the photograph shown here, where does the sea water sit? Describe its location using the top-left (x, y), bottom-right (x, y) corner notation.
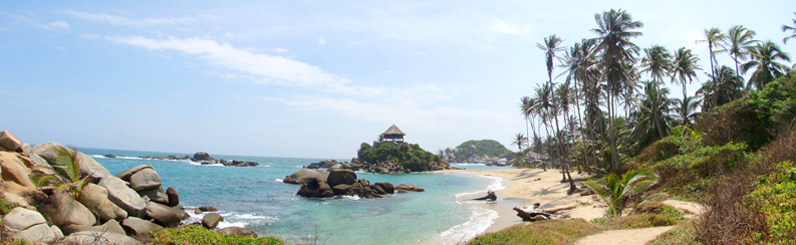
top-left (79, 148), bottom-right (506, 244)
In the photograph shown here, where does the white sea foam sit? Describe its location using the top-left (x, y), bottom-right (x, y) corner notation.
top-left (340, 195), bottom-right (361, 201)
top-left (274, 178), bottom-right (284, 183)
top-left (185, 209), bottom-right (278, 230)
top-left (454, 175), bottom-right (505, 202)
top-left (451, 163), bottom-right (486, 166)
top-left (437, 206), bottom-right (499, 244)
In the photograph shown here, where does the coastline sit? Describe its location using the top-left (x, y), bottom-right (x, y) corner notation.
top-left (431, 168), bottom-right (606, 244)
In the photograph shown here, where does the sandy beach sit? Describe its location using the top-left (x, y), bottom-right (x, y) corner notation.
top-left (441, 168), bottom-right (607, 236)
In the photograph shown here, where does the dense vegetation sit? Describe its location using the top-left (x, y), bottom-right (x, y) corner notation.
top-left (452, 139), bottom-right (513, 160)
top-left (357, 142), bottom-right (448, 171)
top-left (151, 225), bottom-right (284, 245)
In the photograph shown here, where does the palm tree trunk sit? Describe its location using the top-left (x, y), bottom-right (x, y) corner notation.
top-left (574, 80), bottom-right (591, 174)
top-left (609, 91), bottom-right (618, 172)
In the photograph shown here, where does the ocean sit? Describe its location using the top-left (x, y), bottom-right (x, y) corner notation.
top-left (78, 148), bottom-right (510, 244)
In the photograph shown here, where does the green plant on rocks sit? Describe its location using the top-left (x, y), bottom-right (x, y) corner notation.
top-left (29, 145), bottom-right (90, 199)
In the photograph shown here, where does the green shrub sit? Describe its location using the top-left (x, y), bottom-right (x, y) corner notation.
top-left (452, 139), bottom-right (514, 160)
top-left (743, 161), bottom-right (796, 244)
top-left (469, 219), bottom-right (600, 245)
top-left (151, 225), bottom-right (283, 245)
top-left (0, 198), bottom-right (18, 215)
top-left (590, 212), bottom-right (683, 229)
top-left (357, 142), bottom-right (448, 171)
top-left (652, 142), bottom-right (752, 197)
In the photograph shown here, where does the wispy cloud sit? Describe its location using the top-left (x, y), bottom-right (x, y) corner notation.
top-left (62, 10), bottom-right (191, 26)
top-left (45, 21), bottom-right (70, 29)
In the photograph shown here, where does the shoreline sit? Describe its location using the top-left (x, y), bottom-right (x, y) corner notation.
top-left (432, 167), bottom-right (605, 244)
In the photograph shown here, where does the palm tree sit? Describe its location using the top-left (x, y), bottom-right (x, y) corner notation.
top-left (673, 95), bottom-right (702, 126)
top-left (698, 66), bottom-right (745, 111)
top-left (30, 145), bottom-right (91, 199)
top-left (512, 132), bottom-right (528, 152)
top-left (696, 27), bottom-right (725, 79)
top-left (591, 8), bottom-right (643, 171)
top-left (719, 25), bottom-right (757, 78)
top-left (520, 96), bottom-right (534, 151)
top-left (641, 45), bottom-right (673, 83)
top-left (671, 47), bottom-right (701, 101)
top-left (561, 40), bottom-right (598, 174)
top-left (633, 80), bottom-right (674, 149)
top-left (742, 40), bottom-right (792, 90)
top-left (537, 34), bottom-right (566, 171)
top-left (783, 12), bottom-right (796, 44)
top-left (585, 169), bottom-right (659, 216)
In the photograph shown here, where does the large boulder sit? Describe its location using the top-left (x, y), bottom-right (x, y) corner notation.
top-left (121, 217), bottom-right (163, 236)
top-left (115, 165), bottom-right (154, 181)
top-left (1, 181), bottom-right (45, 208)
top-left (0, 152), bottom-right (34, 188)
top-left (98, 176), bottom-right (147, 218)
top-left (0, 130), bottom-right (23, 152)
top-left (217, 227), bottom-right (257, 237)
top-left (60, 231), bottom-right (143, 245)
top-left (191, 152), bottom-right (214, 162)
top-left (140, 188), bottom-right (169, 205)
top-left (50, 225), bottom-right (63, 239)
top-left (296, 178), bottom-right (335, 198)
top-left (166, 187), bottom-right (179, 206)
top-left (21, 144), bottom-right (54, 176)
top-left (202, 213), bottom-right (224, 229)
top-left (224, 160), bottom-right (259, 167)
top-left (39, 193), bottom-right (96, 227)
top-left (327, 169), bottom-right (357, 187)
top-left (60, 219), bottom-right (126, 236)
top-left (332, 184), bottom-right (353, 195)
top-left (375, 182), bottom-right (395, 194)
top-left (3, 207), bottom-right (46, 231)
top-left (10, 223), bottom-right (56, 243)
top-left (129, 168), bottom-right (162, 192)
top-left (283, 169), bottom-right (329, 184)
top-left (32, 142), bottom-right (112, 179)
top-left (145, 202), bottom-right (182, 227)
top-left (77, 183), bottom-right (128, 222)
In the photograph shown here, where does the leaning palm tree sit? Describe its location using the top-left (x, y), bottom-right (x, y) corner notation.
top-left (783, 12), bottom-right (796, 44)
top-left (742, 40), bottom-right (792, 90)
top-left (673, 95), bottom-right (702, 126)
top-left (696, 27), bottom-right (725, 79)
top-left (591, 8), bottom-right (643, 171)
top-left (671, 47), bottom-right (702, 101)
top-left (585, 168), bottom-right (659, 216)
top-left (30, 145), bottom-right (90, 199)
top-left (537, 34), bottom-right (566, 171)
top-left (719, 25), bottom-right (757, 78)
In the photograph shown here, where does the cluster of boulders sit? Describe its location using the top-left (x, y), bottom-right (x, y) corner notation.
top-left (306, 158), bottom-right (445, 174)
top-left (137, 152), bottom-right (259, 167)
top-left (283, 169), bottom-right (424, 199)
top-left (0, 130), bottom-right (256, 244)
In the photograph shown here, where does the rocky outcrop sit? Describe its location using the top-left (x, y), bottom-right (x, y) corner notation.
top-left (198, 206), bottom-right (218, 212)
top-left (191, 152), bottom-right (214, 162)
top-left (121, 217), bottom-right (163, 236)
top-left (61, 231), bottom-right (144, 245)
top-left (0, 130), bottom-right (23, 152)
top-left (202, 213), bottom-right (224, 229)
top-left (1, 151), bottom-right (35, 188)
top-left (39, 193), bottom-right (97, 227)
top-left (115, 165), bottom-right (154, 181)
top-left (293, 170), bottom-right (421, 199)
top-left (139, 152), bottom-right (259, 167)
top-left (10, 223), bottom-right (56, 243)
top-left (99, 176), bottom-right (147, 218)
top-left (60, 219), bottom-right (126, 236)
top-left (77, 183), bottom-right (128, 222)
top-left (327, 169), bottom-right (357, 187)
top-left (145, 202), bottom-right (183, 227)
top-left (129, 168), bottom-right (162, 192)
top-left (225, 159), bottom-right (259, 167)
top-left (3, 207), bottom-right (47, 232)
top-left (217, 227), bottom-right (257, 237)
top-left (166, 187), bottom-right (179, 206)
top-left (32, 142), bottom-right (112, 179)
top-left (296, 178), bottom-right (335, 198)
top-left (395, 184), bottom-right (425, 192)
top-left (283, 169), bottom-right (329, 184)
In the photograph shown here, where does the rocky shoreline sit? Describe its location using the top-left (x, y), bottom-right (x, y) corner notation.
top-left (283, 169), bottom-right (425, 199)
top-left (306, 158), bottom-right (446, 174)
top-left (133, 151), bottom-right (259, 167)
top-left (0, 130), bottom-right (257, 244)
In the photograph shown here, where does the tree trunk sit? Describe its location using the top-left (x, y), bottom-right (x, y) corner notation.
top-left (609, 91), bottom-right (618, 172)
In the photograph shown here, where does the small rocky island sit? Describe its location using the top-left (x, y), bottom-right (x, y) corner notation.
top-left (138, 152), bottom-right (259, 167)
top-left (283, 168), bottom-right (424, 199)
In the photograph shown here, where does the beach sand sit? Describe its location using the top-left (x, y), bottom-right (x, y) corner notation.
top-left (442, 168), bottom-right (607, 236)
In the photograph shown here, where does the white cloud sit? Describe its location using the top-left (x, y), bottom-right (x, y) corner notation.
top-left (63, 10), bottom-right (191, 26)
top-left (492, 20), bottom-right (518, 34)
top-left (47, 21), bottom-right (70, 29)
top-left (272, 48), bottom-right (289, 53)
top-left (318, 37), bottom-right (326, 45)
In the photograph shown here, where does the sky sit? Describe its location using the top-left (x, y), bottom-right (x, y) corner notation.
top-left (1, 1), bottom-right (795, 158)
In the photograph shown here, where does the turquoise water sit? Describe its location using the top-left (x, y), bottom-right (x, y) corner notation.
top-left (79, 148), bottom-right (502, 244)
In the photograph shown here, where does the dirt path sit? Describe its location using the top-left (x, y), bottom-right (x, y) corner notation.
top-left (575, 226), bottom-right (675, 245)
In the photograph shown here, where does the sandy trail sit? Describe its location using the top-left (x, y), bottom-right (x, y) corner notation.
top-left (576, 226), bottom-right (675, 245)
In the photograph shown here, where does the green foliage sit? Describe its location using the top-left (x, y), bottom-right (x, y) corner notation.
top-left (652, 141), bottom-right (751, 198)
top-left (0, 198), bottom-right (19, 215)
top-left (647, 220), bottom-right (702, 245)
top-left (585, 169), bottom-right (660, 216)
top-left (743, 161), bottom-right (796, 244)
top-left (590, 212), bottom-right (683, 229)
top-left (357, 142), bottom-right (448, 172)
top-left (29, 145), bottom-right (90, 199)
top-left (698, 70), bottom-right (796, 151)
top-left (469, 219), bottom-right (600, 245)
top-left (151, 225), bottom-right (284, 245)
top-left (452, 139), bottom-right (514, 161)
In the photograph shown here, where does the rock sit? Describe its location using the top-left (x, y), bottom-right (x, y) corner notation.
top-left (395, 184), bottom-right (425, 192)
top-left (103, 154), bottom-right (116, 158)
top-left (370, 185), bottom-right (386, 195)
top-left (192, 152), bottom-right (214, 162)
top-left (61, 219), bottom-right (126, 236)
top-left (306, 159), bottom-right (337, 169)
top-left (145, 202), bottom-right (183, 227)
top-left (166, 187), bottom-right (179, 206)
top-left (181, 211), bottom-right (190, 220)
top-left (32, 142), bottom-right (112, 179)
top-left (0, 130), bottom-right (23, 152)
top-left (374, 182), bottom-right (394, 194)
top-left (121, 217), bottom-right (163, 236)
top-left (129, 168), bottom-right (162, 192)
top-left (77, 183), bottom-right (128, 222)
top-left (224, 160), bottom-right (259, 167)
top-left (39, 193), bottom-right (96, 227)
top-left (296, 178), bottom-right (335, 198)
top-left (139, 188), bottom-right (169, 205)
top-left (10, 223), bottom-right (56, 243)
top-left (413, 187), bottom-right (425, 192)
top-left (1, 181), bottom-right (45, 208)
top-left (98, 176), bottom-right (147, 218)
top-left (60, 231), bottom-right (143, 245)
top-left (50, 225), bottom-right (63, 239)
top-left (0, 152), bottom-right (34, 188)
top-left (198, 206), bottom-right (217, 212)
top-left (283, 169), bottom-right (329, 184)
top-left (332, 184), bottom-right (353, 195)
top-left (217, 227), bottom-right (257, 237)
top-left (327, 169), bottom-right (357, 187)
top-left (21, 144), bottom-right (53, 174)
top-left (194, 209), bottom-right (203, 214)
top-left (357, 179), bottom-right (370, 187)
top-left (3, 207), bottom-right (46, 231)
top-left (397, 190), bottom-right (407, 193)
top-left (202, 213), bottom-right (224, 229)
top-left (115, 165), bottom-right (153, 181)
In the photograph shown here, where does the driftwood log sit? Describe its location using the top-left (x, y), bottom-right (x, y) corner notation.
top-left (471, 190), bottom-right (497, 201)
top-left (513, 203), bottom-right (572, 222)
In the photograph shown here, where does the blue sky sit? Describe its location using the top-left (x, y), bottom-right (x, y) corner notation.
top-left (1, 1), bottom-right (795, 158)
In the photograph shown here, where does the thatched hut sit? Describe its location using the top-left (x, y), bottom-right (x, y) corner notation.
top-left (380, 124), bottom-right (405, 143)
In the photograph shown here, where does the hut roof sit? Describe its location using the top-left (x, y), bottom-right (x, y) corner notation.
top-left (381, 124), bottom-right (406, 136)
